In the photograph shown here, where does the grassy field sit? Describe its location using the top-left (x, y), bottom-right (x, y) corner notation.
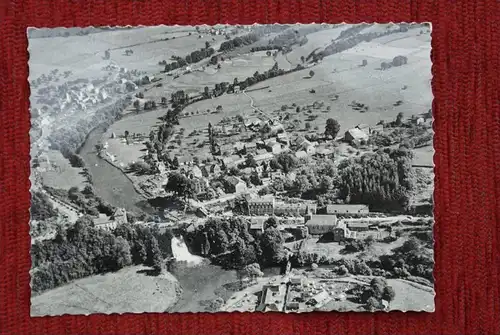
top-left (31, 265), bottom-right (180, 316)
top-left (39, 150), bottom-right (87, 191)
top-left (386, 278), bottom-right (435, 311)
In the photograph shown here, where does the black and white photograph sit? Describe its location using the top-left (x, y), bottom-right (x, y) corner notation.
top-left (29, 23), bottom-right (434, 316)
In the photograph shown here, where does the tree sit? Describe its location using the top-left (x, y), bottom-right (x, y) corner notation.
top-left (242, 263), bottom-right (264, 284)
top-left (382, 285), bottom-right (396, 303)
top-left (361, 59), bottom-right (368, 67)
top-left (266, 50), bottom-right (272, 57)
top-left (133, 100), bottom-right (140, 112)
top-left (305, 122), bottom-right (311, 130)
top-left (259, 228), bottom-right (285, 266)
top-left (250, 171), bottom-right (262, 186)
top-left (396, 112), bottom-right (404, 126)
top-left (324, 118), bottom-right (340, 139)
top-left (164, 172), bottom-right (195, 200)
top-left (124, 130), bottom-right (130, 140)
top-left (309, 70), bottom-right (315, 78)
top-left (264, 216), bottom-right (278, 230)
top-left (301, 56), bottom-right (305, 63)
top-left (205, 41), bottom-right (211, 49)
top-left (245, 154), bottom-right (257, 168)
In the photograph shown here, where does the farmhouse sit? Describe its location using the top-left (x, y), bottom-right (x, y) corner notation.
top-left (344, 128), bottom-right (369, 145)
top-left (326, 204), bottom-right (369, 215)
top-left (225, 176), bottom-right (247, 193)
top-left (305, 215), bottom-right (338, 235)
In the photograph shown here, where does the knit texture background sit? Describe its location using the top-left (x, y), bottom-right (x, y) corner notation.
top-left (1, 0), bottom-right (499, 334)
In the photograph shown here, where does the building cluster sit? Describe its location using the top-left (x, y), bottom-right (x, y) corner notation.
top-left (245, 196), bottom-right (385, 241)
top-left (256, 275), bottom-right (350, 312)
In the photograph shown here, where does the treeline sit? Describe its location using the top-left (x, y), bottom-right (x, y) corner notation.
top-left (219, 33), bottom-right (259, 52)
top-left (31, 218), bottom-right (173, 294)
top-left (338, 148), bottom-right (415, 212)
top-left (184, 216), bottom-right (287, 269)
top-left (160, 46), bottom-right (216, 72)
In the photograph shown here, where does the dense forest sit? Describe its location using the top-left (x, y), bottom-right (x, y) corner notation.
top-left (338, 148), bottom-right (415, 212)
top-left (184, 216), bottom-right (286, 269)
top-left (31, 218), bottom-right (172, 294)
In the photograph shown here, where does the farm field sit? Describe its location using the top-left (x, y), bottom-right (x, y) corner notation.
top-left (31, 265), bottom-right (180, 316)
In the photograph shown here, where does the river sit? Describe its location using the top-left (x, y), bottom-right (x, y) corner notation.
top-left (78, 124), bottom-right (151, 214)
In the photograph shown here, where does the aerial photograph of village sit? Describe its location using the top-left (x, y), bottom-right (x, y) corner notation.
top-left (29, 23), bottom-right (434, 316)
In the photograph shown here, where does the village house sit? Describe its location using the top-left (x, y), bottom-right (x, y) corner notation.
top-left (224, 176), bottom-right (247, 193)
top-left (295, 150), bottom-right (308, 159)
top-left (356, 123), bottom-right (370, 134)
top-left (306, 291), bottom-right (331, 307)
top-left (244, 142), bottom-right (258, 153)
top-left (184, 165), bottom-right (203, 179)
top-left (315, 146), bottom-right (333, 157)
top-left (277, 133), bottom-right (289, 145)
top-left (175, 155), bottom-right (193, 166)
top-left (344, 127), bottom-right (369, 145)
top-left (370, 124), bottom-right (384, 134)
top-left (275, 202), bottom-right (317, 216)
top-left (257, 282), bottom-right (288, 312)
top-left (264, 139), bottom-right (282, 154)
top-left (255, 152), bottom-right (274, 163)
top-left (305, 215), bottom-right (338, 235)
top-left (326, 204), bottom-right (369, 215)
top-left (112, 208), bottom-right (128, 225)
top-left (192, 177), bottom-right (210, 195)
top-left (93, 214), bottom-right (118, 232)
top-left (195, 206), bottom-right (209, 218)
top-left (249, 221), bottom-right (264, 233)
top-left (248, 197), bottom-right (275, 215)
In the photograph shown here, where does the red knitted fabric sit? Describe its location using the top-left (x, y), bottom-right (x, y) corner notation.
top-left (1, 1), bottom-right (499, 334)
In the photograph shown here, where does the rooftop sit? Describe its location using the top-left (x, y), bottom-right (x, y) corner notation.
top-left (326, 204), bottom-right (369, 213)
top-left (345, 128), bottom-right (369, 140)
top-left (306, 215), bottom-right (338, 226)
